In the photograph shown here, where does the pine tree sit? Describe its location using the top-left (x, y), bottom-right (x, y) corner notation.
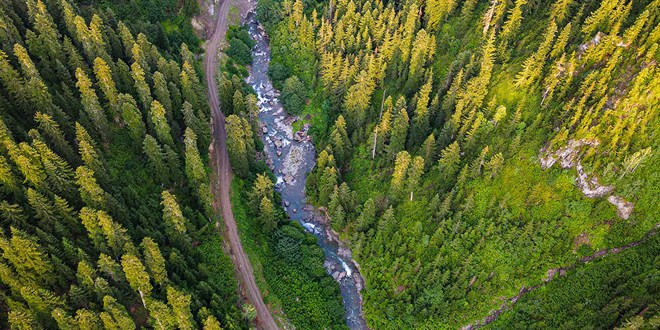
top-left (34, 112), bottom-right (75, 162)
top-left (131, 61), bottom-right (152, 110)
top-left (143, 135), bottom-right (168, 183)
top-left (119, 94), bottom-right (146, 143)
top-left (426, 0), bottom-right (457, 31)
top-left (389, 105), bottom-right (409, 156)
top-left (120, 254), bottom-right (152, 308)
top-left (499, 0), bottom-right (527, 44)
top-left (250, 174), bottom-right (274, 210)
top-left (167, 286), bottom-right (195, 330)
top-left (141, 237), bottom-right (168, 285)
top-left (26, 0), bottom-right (62, 61)
top-left (225, 115), bottom-right (250, 177)
top-left (391, 151), bottom-right (410, 198)
top-left (0, 50), bottom-right (31, 113)
top-left (184, 128), bottom-right (206, 186)
top-left (93, 57), bottom-right (119, 120)
top-left (149, 100), bottom-right (174, 147)
top-left (343, 70), bottom-right (375, 129)
top-left (0, 227), bottom-right (54, 287)
top-left (411, 75), bottom-right (433, 146)
top-left (203, 315), bottom-right (222, 330)
top-left (356, 198), bottom-right (376, 232)
top-left (438, 141), bottom-right (461, 180)
top-left (161, 190), bottom-right (188, 236)
top-left (421, 133), bottom-right (436, 169)
top-left (146, 298), bottom-right (175, 330)
top-left (258, 197), bottom-right (277, 234)
top-left (330, 115), bottom-right (350, 165)
top-left (76, 68), bottom-right (109, 140)
top-left (76, 123), bottom-right (107, 182)
top-left (75, 166), bottom-right (107, 210)
top-left (80, 207), bottom-right (108, 253)
top-left (406, 156), bottom-right (425, 201)
top-left (97, 210), bottom-right (130, 257)
top-left (152, 72), bottom-right (173, 115)
top-left (100, 295), bottom-right (136, 330)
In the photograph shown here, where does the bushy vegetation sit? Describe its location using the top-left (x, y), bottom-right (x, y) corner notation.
top-left (89, 0), bottom-right (201, 53)
top-left (217, 25), bottom-right (347, 328)
top-left (260, 0), bottom-right (660, 328)
top-left (226, 26), bottom-right (256, 67)
top-left (491, 234), bottom-right (660, 329)
top-left (230, 179), bottom-right (347, 329)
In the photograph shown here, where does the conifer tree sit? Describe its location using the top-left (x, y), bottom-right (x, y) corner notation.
top-left (184, 128), bottom-right (206, 187)
top-left (141, 237), bottom-right (168, 285)
top-left (426, 0), bottom-right (457, 31)
top-left (225, 115), bottom-right (252, 177)
top-left (100, 295), bottom-right (136, 330)
top-left (203, 315), bottom-right (222, 330)
top-left (167, 286), bottom-right (195, 329)
top-left (152, 71), bottom-right (173, 115)
top-left (76, 123), bottom-right (107, 182)
top-left (250, 174), bottom-right (274, 210)
top-left (406, 156), bottom-right (425, 201)
top-left (119, 94), bottom-right (146, 143)
top-left (93, 57), bottom-right (119, 119)
top-left (76, 68), bottom-right (109, 140)
top-left (149, 100), bottom-right (174, 147)
top-left (75, 166), bottom-right (107, 210)
top-left (391, 151), bottom-right (410, 198)
top-left (438, 141), bottom-right (461, 180)
top-left (75, 309), bottom-right (102, 330)
top-left (34, 112), bottom-right (75, 162)
top-left (258, 197), bottom-right (277, 234)
top-left (329, 115), bottom-right (350, 165)
top-left (389, 106), bottom-right (409, 156)
top-left (143, 135), bottom-right (168, 183)
top-left (121, 254), bottom-right (152, 308)
top-left (411, 75), bottom-right (433, 146)
top-left (131, 61), bottom-right (152, 110)
top-left (161, 190), bottom-right (188, 236)
top-left (146, 299), bottom-right (176, 330)
top-left (0, 227), bottom-right (54, 287)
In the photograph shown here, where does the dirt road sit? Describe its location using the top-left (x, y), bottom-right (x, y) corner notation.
top-left (204, 1), bottom-right (278, 329)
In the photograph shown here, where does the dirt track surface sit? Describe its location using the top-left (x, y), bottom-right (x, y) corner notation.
top-left (204, 1), bottom-right (278, 329)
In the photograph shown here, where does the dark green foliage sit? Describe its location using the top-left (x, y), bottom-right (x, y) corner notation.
top-left (267, 61), bottom-right (290, 90)
top-left (260, 0), bottom-right (660, 328)
top-left (281, 76), bottom-right (307, 115)
top-left (231, 179), bottom-right (347, 329)
top-left (226, 38), bottom-right (253, 67)
top-left (492, 234), bottom-right (660, 329)
top-left (0, 1), bottom-right (242, 328)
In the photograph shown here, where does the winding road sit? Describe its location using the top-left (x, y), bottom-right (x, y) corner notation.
top-left (204, 1), bottom-right (278, 329)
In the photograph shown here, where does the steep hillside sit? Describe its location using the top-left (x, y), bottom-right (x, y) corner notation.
top-left (258, 0), bottom-right (660, 327)
top-left (0, 0), bottom-right (243, 328)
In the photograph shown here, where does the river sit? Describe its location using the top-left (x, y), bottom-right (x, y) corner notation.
top-left (244, 11), bottom-right (368, 330)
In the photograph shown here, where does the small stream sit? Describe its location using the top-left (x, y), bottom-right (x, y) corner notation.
top-left (244, 12), bottom-right (368, 330)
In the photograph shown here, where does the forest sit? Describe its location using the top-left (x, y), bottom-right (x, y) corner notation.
top-left (219, 23), bottom-right (348, 329)
top-left (0, 0), bottom-right (245, 328)
top-left (0, 0), bottom-right (658, 328)
top-left (256, 0), bottom-right (660, 328)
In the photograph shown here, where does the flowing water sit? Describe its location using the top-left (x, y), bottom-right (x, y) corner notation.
top-left (244, 12), bottom-right (368, 330)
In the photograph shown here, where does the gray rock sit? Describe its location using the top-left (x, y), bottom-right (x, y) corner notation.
top-left (284, 201), bottom-right (290, 207)
top-left (262, 126), bottom-right (268, 134)
top-left (276, 150), bottom-right (282, 157)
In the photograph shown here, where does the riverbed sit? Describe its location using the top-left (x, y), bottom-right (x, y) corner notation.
top-left (244, 11), bottom-right (368, 330)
